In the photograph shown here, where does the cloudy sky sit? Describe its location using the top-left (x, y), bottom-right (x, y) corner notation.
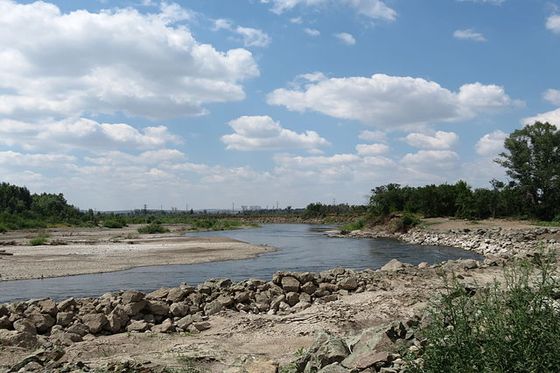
top-left (1, 0), bottom-right (559, 210)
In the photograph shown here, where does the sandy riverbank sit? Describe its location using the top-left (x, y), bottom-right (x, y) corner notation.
top-left (0, 225), bottom-right (272, 281)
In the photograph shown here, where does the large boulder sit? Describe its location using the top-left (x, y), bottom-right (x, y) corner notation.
top-left (147, 301), bottom-right (169, 316)
top-left (13, 319), bottom-right (36, 335)
top-left (338, 277), bottom-right (358, 291)
top-left (107, 306), bottom-right (129, 333)
top-left (37, 299), bottom-right (57, 316)
top-left (127, 320), bottom-right (149, 333)
top-left (56, 312), bottom-right (74, 327)
top-left (281, 276), bottom-right (301, 293)
top-left (121, 291), bottom-right (144, 304)
top-left (27, 312), bottom-right (55, 334)
top-left (82, 313), bottom-right (108, 334)
top-left (380, 259), bottom-right (405, 272)
top-left (123, 300), bottom-right (147, 316)
top-left (170, 302), bottom-right (190, 318)
top-left (204, 300), bottom-right (223, 316)
top-left (0, 329), bottom-right (37, 348)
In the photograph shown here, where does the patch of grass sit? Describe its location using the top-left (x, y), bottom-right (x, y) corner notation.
top-left (533, 220), bottom-right (560, 227)
top-left (29, 234), bottom-right (49, 246)
top-left (389, 213), bottom-right (421, 233)
top-left (408, 253), bottom-right (560, 373)
top-left (340, 218), bottom-right (365, 234)
top-left (103, 219), bottom-right (126, 228)
top-left (189, 218), bottom-right (256, 232)
top-left (175, 355), bottom-right (205, 373)
top-left (138, 223), bottom-right (170, 234)
top-left (0, 224), bottom-right (6, 233)
top-left (278, 363), bottom-right (298, 373)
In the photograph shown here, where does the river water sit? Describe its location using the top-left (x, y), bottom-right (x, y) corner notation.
top-left (0, 224), bottom-right (481, 302)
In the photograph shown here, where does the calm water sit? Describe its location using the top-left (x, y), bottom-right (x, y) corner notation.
top-left (0, 224), bottom-right (481, 302)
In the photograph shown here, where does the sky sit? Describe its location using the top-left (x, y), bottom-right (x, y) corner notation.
top-left (1, 0), bottom-right (560, 211)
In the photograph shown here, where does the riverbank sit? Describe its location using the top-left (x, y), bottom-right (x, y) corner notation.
top-left (0, 225), bottom-right (272, 281)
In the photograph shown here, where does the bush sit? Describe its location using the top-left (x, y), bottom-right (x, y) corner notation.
top-left (389, 213), bottom-right (420, 233)
top-left (103, 219), bottom-right (126, 229)
top-left (29, 235), bottom-right (49, 246)
top-left (340, 219), bottom-right (365, 234)
top-left (0, 224), bottom-right (6, 233)
top-left (409, 255), bottom-right (560, 373)
top-left (138, 223), bottom-right (169, 234)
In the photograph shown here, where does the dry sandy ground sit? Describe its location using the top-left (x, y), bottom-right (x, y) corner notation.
top-left (421, 217), bottom-right (538, 232)
top-left (0, 264), bottom-right (504, 372)
top-left (0, 225), bottom-right (272, 281)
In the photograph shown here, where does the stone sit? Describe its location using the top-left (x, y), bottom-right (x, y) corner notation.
top-left (0, 315), bottom-right (11, 330)
top-left (317, 363), bottom-right (351, 373)
top-left (293, 301), bottom-right (312, 312)
top-left (246, 360), bottom-right (278, 373)
top-left (56, 312), bottom-right (74, 327)
top-left (107, 306), bottom-right (129, 333)
top-left (285, 292), bottom-right (300, 307)
top-left (82, 313), bottom-right (108, 334)
top-left (152, 318), bottom-right (174, 333)
top-left (281, 276), bottom-right (301, 293)
top-left (301, 282), bottom-right (318, 295)
top-left (217, 295), bottom-right (234, 307)
top-left (338, 277), bottom-right (358, 291)
top-left (417, 262), bottom-right (429, 269)
top-left (316, 335), bottom-right (350, 366)
top-left (0, 304), bottom-right (8, 317)
top-left (167, 287), bottom-right (189, 303)
top-left (66, 323), bottom-right (89, 337)
top-left (54, 332), bottom-right (83, 345)
top-left (57, 298), bottom-right (76, 311)
top-left (126, 320), bottom-right (149, 332)
top-left (147, 301), bottom-right (169, 316)
top-left (176, 315), bottom-right (194, 330)
top-left (0, 329), bottom-right (37, 348)
top-left (299, 292), bottom-right (312, 303)
top-left (13, 319), bottom-right (37, 335)
top-left (146, 288), bottom-right (170, 300)
top-left (234, 291), bottom-right (250, 303)
top-left (170, 302), bottom-right (190, 317)
top-left (121, 290), bottom-right (144, 304)
top-left (123, 300), bottom-right (147, 316)
top-left (380, 259), bottom-right (405, 272)
top-left (192, 321), bottom-right (211, 331)
top-left (37, 299), bottom-right (57, 316)
top-left (204, 300), bottom-right (223, 316)
top-left (342, 351), bottom-right (390, 370)
top-left (27, 312), bottom-right (55, 334)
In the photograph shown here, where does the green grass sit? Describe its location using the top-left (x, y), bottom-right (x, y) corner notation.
top-left (340, 218), bottom-right (365, 233)
top-left (407, 254), bottom-right (560, 373)
top-left (175, 355), bottom-right (205, 373)
top-left (103, 219), bottom-right (126, 228)
top-left (29, 235), bottom-right (49, 246)
top-left (188, 218), bottom-right (255, 231)
top-left (137, 223), bottom-right (170, 234)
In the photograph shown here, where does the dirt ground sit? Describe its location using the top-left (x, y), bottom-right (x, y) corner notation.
top-left (0, 225), bottom-right (271, 281)
top-left (420, 217), bottom-right (538, 232)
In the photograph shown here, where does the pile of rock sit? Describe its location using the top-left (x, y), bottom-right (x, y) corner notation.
top-left (287, 318), bottom-right (423, 373)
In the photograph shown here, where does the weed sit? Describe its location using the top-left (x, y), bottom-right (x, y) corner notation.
top-left (29, 235), bottom-right (49, 246)
top-left (138, 223), bottom-right (170, 234)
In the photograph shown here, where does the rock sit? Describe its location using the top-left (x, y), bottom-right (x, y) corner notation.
top-left (176, 315), bottom-right (194, 330)
top-left (167, 287), bottom-right (189, 303)
top-left (126, 320), bottom-right (149, 332)
top-left (293, 301), bottom-right (312, 312)
top-left (0, 315), bottom-right (11, 330)
top-left (56, 312), bottom-right (74, 327)
top-left (217, 295), bottom-right (234, 307)
top-left (66, 323), bottom-right (89, 337)
top-left (204, 300), bottom-right (223, 316)
top-left (316, 335), bottom-right (350, 367)
top-left (107, 306), bottom-right (129, 333)
top-left (301, 282), bottom-right (318, 295)
top-left (146, 288), bottom-right (169, 300)
top-left (0, 329), bottom-right (37, 348)
top-left (82, 313), bottom-right (108, 334)
top-left (285, 292), bottom-right (300, 307)
top-left (152, 318), bottom-right (174, 333)
top-left (27, 312), bottom-right (55, 334)
top-left (0, 304), bottom-right (9, 317)
top-left (318, 363), bottom-right (351, 373)
top-left (192, 321), bottom-right (211, 331)
top-left (417, 262), bottom-right (429, 269)
top-left (234, 291), bottom-right (250, 303)
top-left (299, 292), bottom-right (312, 303)
top-left (123, 300), bottom-right (147, 316)
top-left (338, 277), bottom-right (358, 291)
top-left (147, 301), bottom-right (169, 316)
top-left (341, 351), bottom-right (390, 370)
top-left (170, 302), bottom-right (190, 317)
top-left (281, 276), bottom-right (301, 293)
top-left (380, 259), bottom-right (405, 272)
top-left (37, 299), bottom-right (57, 316)
top-left (57, 298), bottom-right (76, 311)
top-left (13, 319), bottom-right (36, 335)
top-left (121, 290), bottom-right (144, 304)
top-left (53, 332), bottom-right (83, 345)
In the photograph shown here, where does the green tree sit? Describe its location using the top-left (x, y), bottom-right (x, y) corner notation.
top-left (497, 122), bottom-right (560, 220)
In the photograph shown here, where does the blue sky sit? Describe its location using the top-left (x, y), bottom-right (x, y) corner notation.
top-left (1, 0), bottom-right (559, 210)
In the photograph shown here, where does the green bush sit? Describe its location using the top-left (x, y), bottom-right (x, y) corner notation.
top-left (29, 235), bottom-right (49, 246)
top-left (138, 223), bottom-right (169, 234)
top-left (189, 219), bottom-right (246, 231)
top-left (103, 219), bottom-right (126, 229)
top-left (409, 255), bottom-right (560, 373)
top-left (0, 224), bottom-right (6, 233)
top-left (340, 219), bottom-right (365, 234)
top-left (389, 213), bottom-right (420, 233)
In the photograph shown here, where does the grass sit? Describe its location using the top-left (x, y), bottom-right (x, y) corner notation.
top-left (137, 223), bottom-right (170, 234)
top-left (340, 218), bottom-right (365, 234)
top-left (29, 234), bottom-right (49, 246)
top-left (389, 212), bottom-right (421, 233)
top-left (103, 219), bottom-right (126, 228)
top-left (175, 355), bottom-right (205, 373)
top-left (188, 218), bottom-right (255, 231)
top-left (407, 253), bottom-right (560, 373)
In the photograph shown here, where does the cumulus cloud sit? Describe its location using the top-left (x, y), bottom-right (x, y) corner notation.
top-left (546, 15), bottom-right (560, 34)
top-left (335, 32), bottom-right (356, 45)
top-left (401, 150), bottom-right (460, 171)
top-left (267, 73), bottom-right (517, 129)
top-left (0, 151), bottom-right (76, 168)
top-left (358, 130), bottom-right (387, 142)
top-left (0, 118), bottom-right (180, 151)
top-left (304, 28), bottom-right (321, 37)
top-left (523, 108), bottom-right (560, 126)
top-left (221, 116), bottom-right (329, 151)
top-left (355, 143), bottom-right (389, 155)
top-left (214, 19), bottom-right (271, 47)
top-left (543, 89), bottom-right (560, 105)
top-left (0, 0), bottom-right (259, 120)
top-left (453, 29), bottom-right (487, 42)
top-left (262, 0), bottom-right (396, 21)
top-left (405, 131), bottom-right (458, 149)
top-left (475, 130), bottom-right (507, 156)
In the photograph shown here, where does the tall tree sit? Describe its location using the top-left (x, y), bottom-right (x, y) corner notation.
top-left (496, 122), bottom-right (560, 220)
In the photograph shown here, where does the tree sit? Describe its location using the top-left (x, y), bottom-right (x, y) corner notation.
top-left (497, 122), bottom-right (560, 220)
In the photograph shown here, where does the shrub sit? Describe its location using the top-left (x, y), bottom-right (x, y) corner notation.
top-left (138, 223), bottom-right (169, 234)
top-left (0, 224), bottom-right (6, 233)
top-left (340, 219), bottom-right (365, 234)
top-left (103, 219), bottom-right (125, 229)
top-left (389, 213), bottom-right (420, 233)
top-left (409, 255), bottom-right (560, 373)
top-left (29, 235), bottom-right (49, 246)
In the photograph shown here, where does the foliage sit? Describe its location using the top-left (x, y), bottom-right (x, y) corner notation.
top-left (409, 255), bottom-right (560, 373)
top-left (340, 219), bottom-right (365, 234)
top-left (102, 216), bottom-right (127, 229)
top-left (29, 235), bottom-right (49, 246)
top-left (304, 203), bottom-right (368, 219)
top-left (497, 122), bottom-right (560, 220)
top-left (137, 223), bottom-right (170, 234)
top-left (188, 218), bottom-right (248, 231)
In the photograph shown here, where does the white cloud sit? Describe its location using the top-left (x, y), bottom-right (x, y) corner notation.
top-left (268, 74), bottom-right (517, 129)
top-left (262, 0), bottom-right (396, 21)
top-left (523, 108), bottom-right (560, 126)
top-left (304, 28), bottom-right (321, 37)
top-left (0, 1), bottom-right (259, 120)
top-left (458, 0), bottom-right (505, 5)
top-left (0, 118), bottom-right (180, 151)
top-left (0, 151), bottom-right (76, 168)
top-left (546, 15), bottom-right (560, 34)
top-left (214, 19), bottom-right (271, 47)
top-left (355, 143), bottom-right (389, 155)
top-left (359, 130), bottom-right (387, 142)
top-left (221, 115), bottom-right (329, 151)
top-left (405, 131), bottom-right (458, 149)
top-left (475, 130), bottom-right (507, 156)
top-left (543, 89), bottom-right (560, 105)
top-left (453, 29), bottom-right (487, 42)
top-left (335, 32), bottom-right (356, 45)
top-left (401, 150), bottom-right (460, 171)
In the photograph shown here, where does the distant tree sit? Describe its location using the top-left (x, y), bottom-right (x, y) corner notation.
top-left (497, 122), bottom-right (560, 220)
